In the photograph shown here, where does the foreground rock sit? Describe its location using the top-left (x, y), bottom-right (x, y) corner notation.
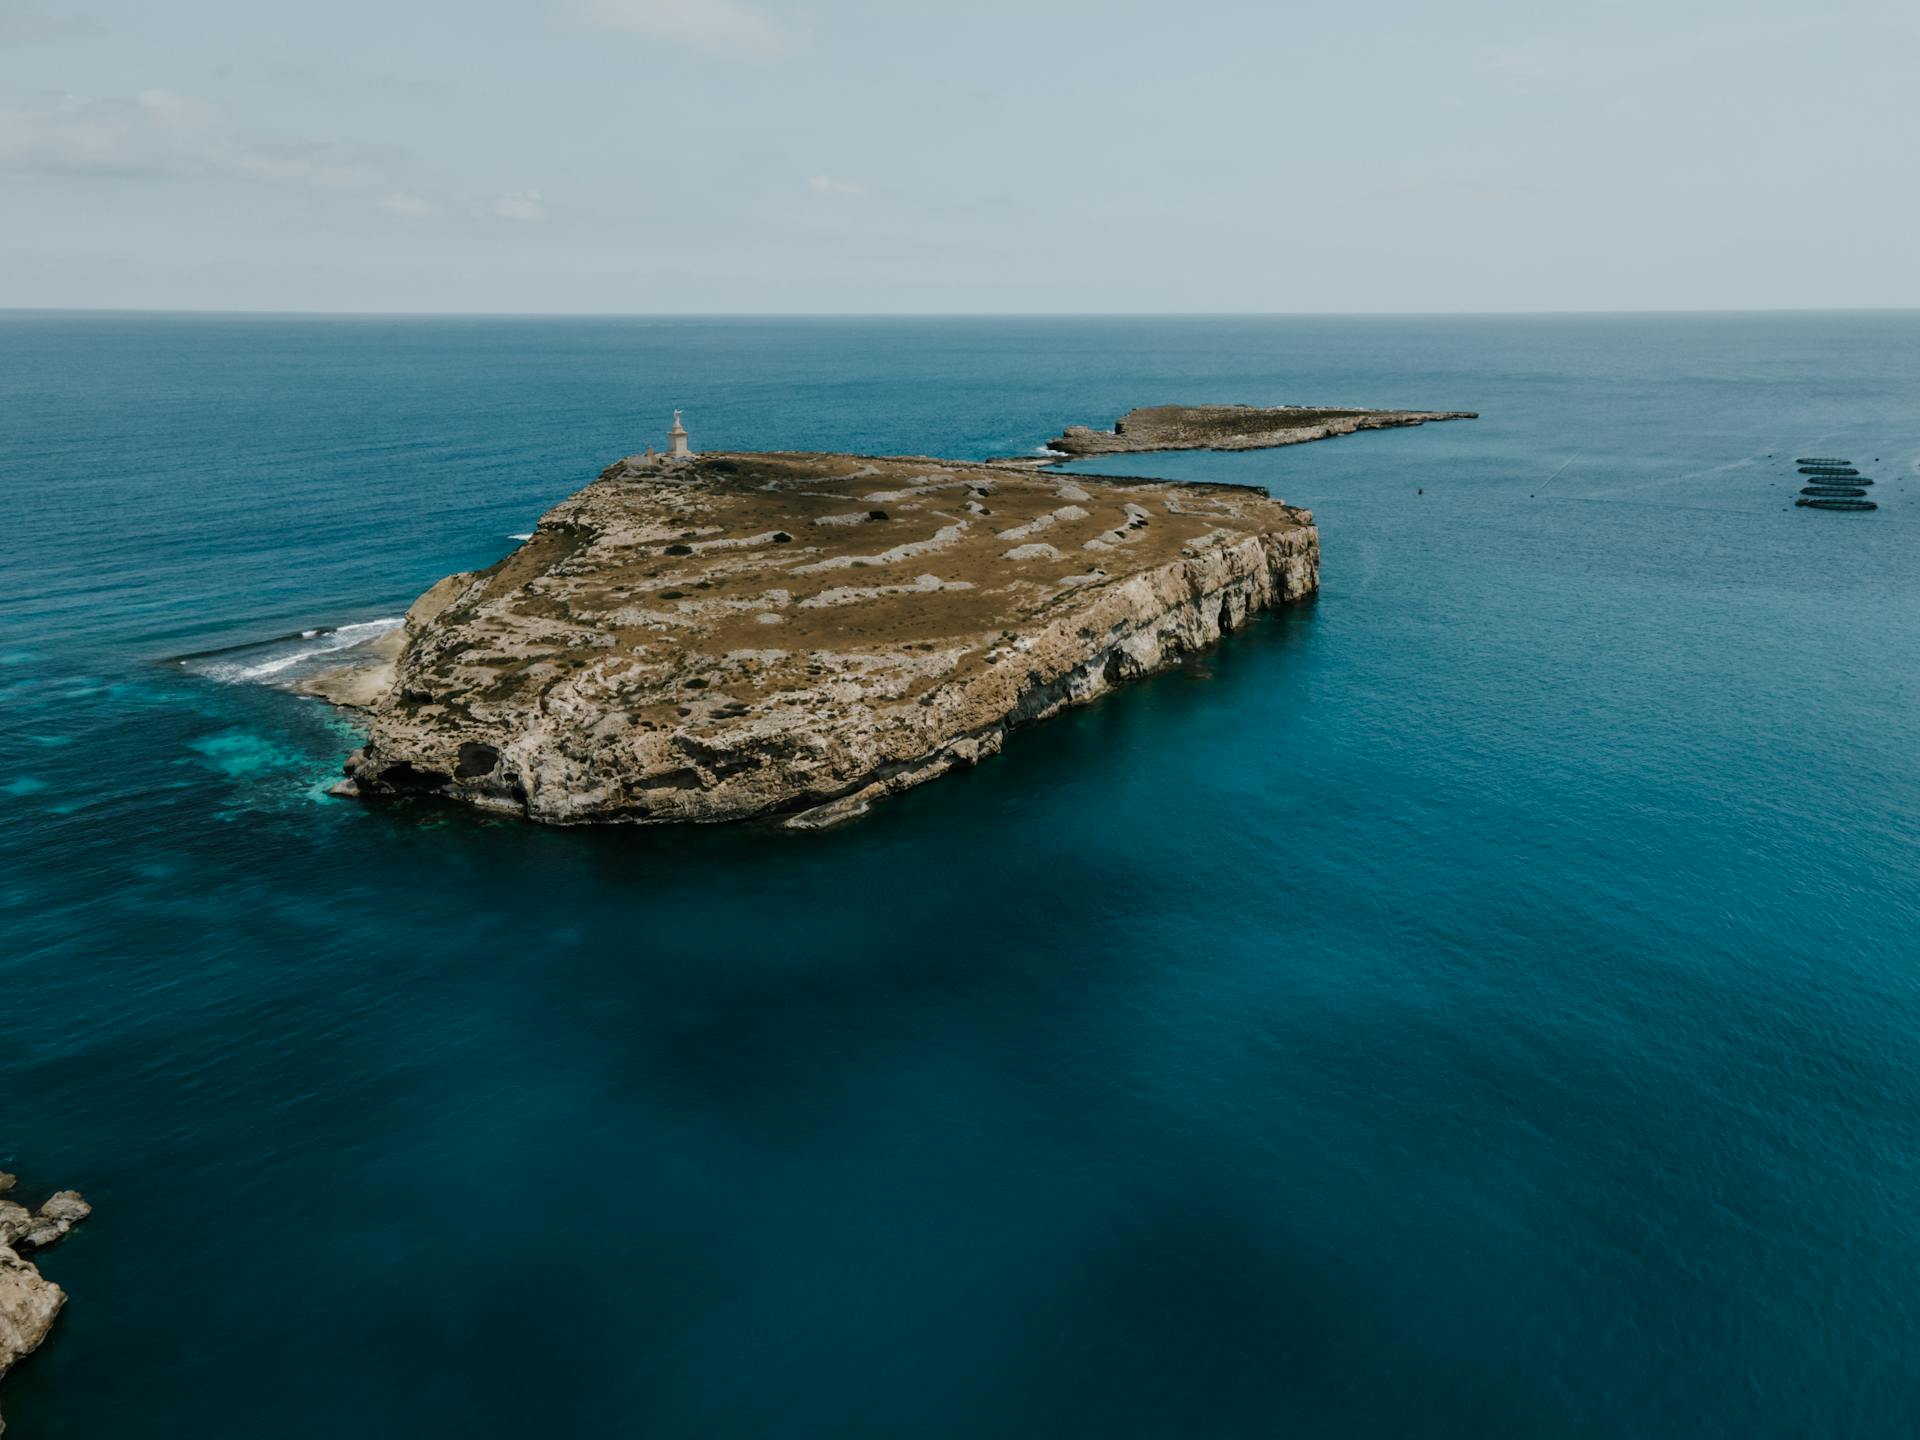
top-left (1047, 403), bottom-right (1475, 458)
top-left (0, 1174), bottom-right (91, 1435)
top-left (329, 451), bottom-right (1319, 827)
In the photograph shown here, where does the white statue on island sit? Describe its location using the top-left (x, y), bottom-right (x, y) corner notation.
top-left (669, 410), bottom-right (691, 460)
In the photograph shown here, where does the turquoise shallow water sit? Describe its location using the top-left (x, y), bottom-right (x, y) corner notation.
top-left (3, 313), bottom-right (1919, 1437)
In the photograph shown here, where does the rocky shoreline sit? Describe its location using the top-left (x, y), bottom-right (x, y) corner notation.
top-left (0, 1173), bottom-right (91, 1435)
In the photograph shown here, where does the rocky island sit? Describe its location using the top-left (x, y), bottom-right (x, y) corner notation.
top-left (311, 402), bottom-right (1475, 828)
top-left (0, 1172), bottom-right (91, 1435)
top-left (1046, 403), bottom-right (1476, 459)
top-left (321, 448), bottom-right (1318, 827)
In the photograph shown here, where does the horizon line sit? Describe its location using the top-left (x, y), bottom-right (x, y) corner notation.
top-left (4, 305), bottom-right (1919, 322)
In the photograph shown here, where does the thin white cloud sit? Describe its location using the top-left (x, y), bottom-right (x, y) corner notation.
top-left (1480, 45), bottom-right (1551, 74)
top-left (0, 5), bottom-right (93, 46)
top-left (494, 190), bottom-right (546, 222)
top-left (381, 190), bottom-right (442, 218)
top-left (0, 87), bottom-right (553, 229)
top-left (1480, 18), bottom-right (1920, 83)
top-left (578, 0), bottom-right (789, 58)
top-left (0, 88), bottom-right (393, 187)
top-left (807, 174), bottom-right (863, 197)
top-left (1391, 178), bottom-right (1509, 204)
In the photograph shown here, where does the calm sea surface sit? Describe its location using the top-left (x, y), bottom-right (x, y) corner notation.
top-left (3, 313), bottom-right (1918, 1437)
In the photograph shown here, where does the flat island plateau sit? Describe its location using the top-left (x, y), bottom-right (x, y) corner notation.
top-left (1046, 402), bottom-right (1475, 458)
top-left (312, 404), bottom-right (1473, 829)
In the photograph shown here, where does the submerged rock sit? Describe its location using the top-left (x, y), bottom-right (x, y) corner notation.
top-left (331, 450), bottom-right (1321, 828)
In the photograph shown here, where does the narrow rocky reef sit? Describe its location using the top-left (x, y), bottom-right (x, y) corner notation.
top-left (324, 451), bottom-right (1319, 828)
top-left (1046, 403), bottom-right (1476, 458)
top-left (0, 1172), bottom-right (92, 1435)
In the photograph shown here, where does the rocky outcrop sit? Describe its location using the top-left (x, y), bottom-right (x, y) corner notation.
top-left (329, 451), bottom-right (1319, 827)
top-left (0, 1173), bottom-right (91, 1435)
top-left (1047, 403), bottom-right (1476, 458)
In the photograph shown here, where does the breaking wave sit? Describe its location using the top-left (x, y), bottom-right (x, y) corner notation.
top-left (179, 618), bottom-right (403, 685)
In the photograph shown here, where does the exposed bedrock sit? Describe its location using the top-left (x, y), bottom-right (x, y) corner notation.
top-left (0, 1173), bottom-right (92, 1435)
top-left (330, 451), bottom-right (1319, 828)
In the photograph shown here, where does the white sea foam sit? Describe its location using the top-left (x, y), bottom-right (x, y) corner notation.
top-left (193, 618), bottom-right (403, 684)
top-left (508, 532), bottom-right (533, 541)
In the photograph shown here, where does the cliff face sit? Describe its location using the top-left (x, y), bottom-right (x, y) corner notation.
top-left (1048, 403), bottom-right (1476, 457)
top-left (335, 451), bottom-right (1318, 828)
top-left (0, 1247), bottom-right (63, 1435)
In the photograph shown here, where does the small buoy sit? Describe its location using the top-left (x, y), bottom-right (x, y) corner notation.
top-left (1417, 488), bottom-right (1423, 494)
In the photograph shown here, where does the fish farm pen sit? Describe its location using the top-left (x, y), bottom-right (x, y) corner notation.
top-left (1788, 456), bottom-right (1881, 514)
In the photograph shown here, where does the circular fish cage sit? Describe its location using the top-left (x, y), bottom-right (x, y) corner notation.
top-left (1795, 496), bottom-right (1877, 511)
top-left (1802, 485), bottom-right (1869, 497)
top-left (1796, 457), bottom-right (1851, 465)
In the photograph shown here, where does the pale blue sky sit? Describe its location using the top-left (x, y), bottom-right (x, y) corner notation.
top-left (3, 0), bottom-right (1915, 312)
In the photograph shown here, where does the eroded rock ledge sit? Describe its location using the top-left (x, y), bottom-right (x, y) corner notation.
top-left (330, 451), bottom-right (1319, 828)
top-left (1047, 403), bottom-right (1476, 458)
top-left (1, 1171), bottom-right (92, 1435)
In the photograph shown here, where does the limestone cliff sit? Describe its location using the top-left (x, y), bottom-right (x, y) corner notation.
top-left (331, 452), bottom-right (1319, 828)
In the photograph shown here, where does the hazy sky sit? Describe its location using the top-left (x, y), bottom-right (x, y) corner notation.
top-left (3, 0), bottom-right (1916, 313)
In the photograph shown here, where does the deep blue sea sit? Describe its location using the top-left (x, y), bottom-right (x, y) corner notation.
top-left (3, 313), bottom-right (1919, 1437)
